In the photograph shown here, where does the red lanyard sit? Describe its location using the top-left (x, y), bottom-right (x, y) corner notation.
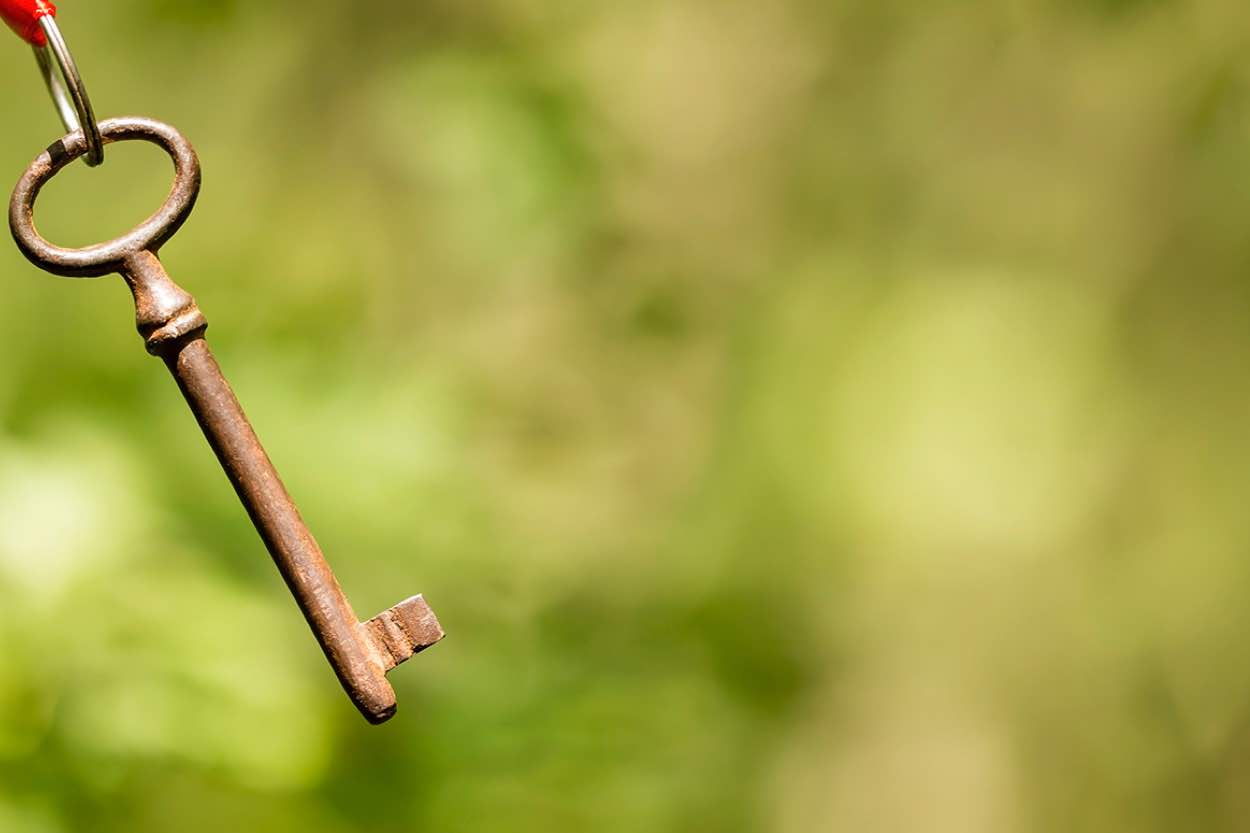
top-left (0, 0), bottom-right (56, 47)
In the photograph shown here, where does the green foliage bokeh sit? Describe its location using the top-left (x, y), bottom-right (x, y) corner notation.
top-left (2, 1), bottom-right (1250, 830)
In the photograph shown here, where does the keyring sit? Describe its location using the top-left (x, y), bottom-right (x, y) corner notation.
top-left (31, 13), bottom-right (104, 166)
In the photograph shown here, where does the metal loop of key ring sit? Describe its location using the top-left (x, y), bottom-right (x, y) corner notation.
top-left (9, 116), bottom-right (201, 279)
top-left (31, 14), bottom-right (104, 167)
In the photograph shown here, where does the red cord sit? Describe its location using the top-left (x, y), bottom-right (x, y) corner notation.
top-left (0, 0), bottom-right (56, 47)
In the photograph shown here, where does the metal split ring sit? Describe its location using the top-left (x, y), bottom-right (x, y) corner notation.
top-left (32, 14), bottom-right (103, 167)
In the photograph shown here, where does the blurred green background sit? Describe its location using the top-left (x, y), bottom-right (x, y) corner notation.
top-left (2, 0), bottom-right (1250, 830)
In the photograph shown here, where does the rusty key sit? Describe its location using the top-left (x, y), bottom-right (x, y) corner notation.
top-left (8, 117), bottom-right (444, 724)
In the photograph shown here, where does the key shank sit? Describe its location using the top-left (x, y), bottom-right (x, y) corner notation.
top-left (125, 252), bottom-right (444, 724)
top-left (123, 251), bottom-right (445, 720)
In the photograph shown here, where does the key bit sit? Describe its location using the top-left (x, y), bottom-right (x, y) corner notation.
top-left (8, 116), bottom-right (444, 724)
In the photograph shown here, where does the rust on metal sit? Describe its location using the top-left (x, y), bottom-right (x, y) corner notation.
top-left (9, 116), bottom-right (444, 724)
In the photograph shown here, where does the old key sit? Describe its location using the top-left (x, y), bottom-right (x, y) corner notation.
top-left (8, 117), bottom-right (444, 724)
